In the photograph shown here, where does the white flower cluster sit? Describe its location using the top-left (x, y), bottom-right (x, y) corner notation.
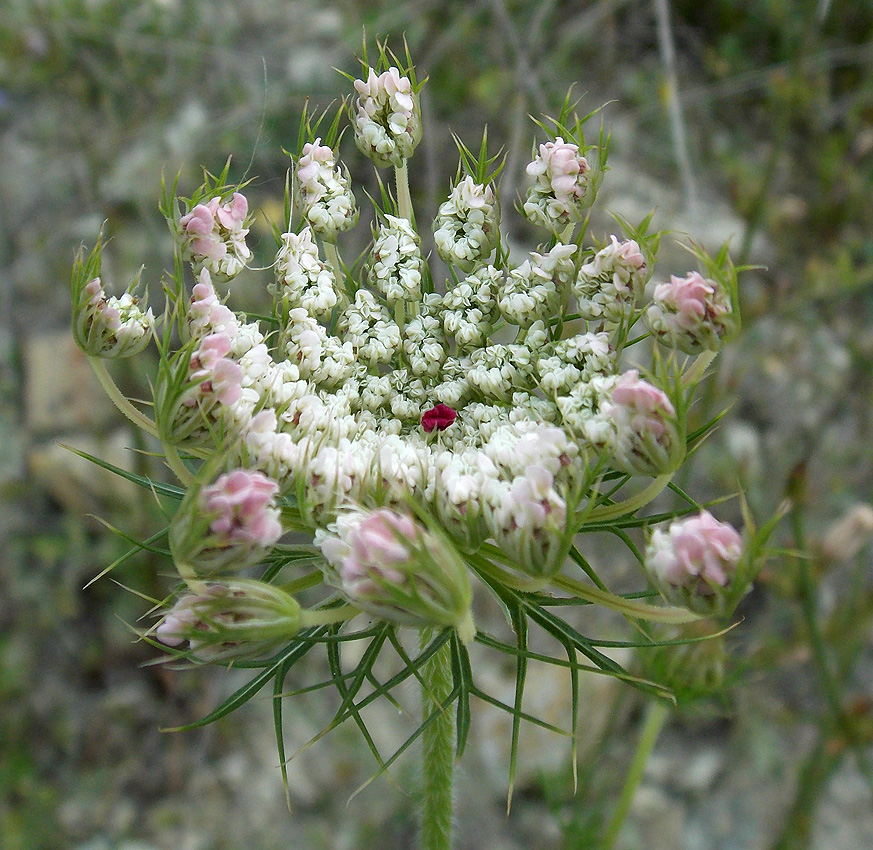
top-left (574, 236), bottom-right (648, 322)
top-left (295, 139), bottom-right (358, 240)
top-left (275, 227), bottom-right (344, 322)
top-left (370, 215), bottom-right (424, 305)
top-left (497, 244), bottom-right (577, 328)
top-left (353, 66), bottom-right (422, 168)
top-left (433, 176), bottom-right (500, 272)
top-left (117, 56), bottom-right (741, 618)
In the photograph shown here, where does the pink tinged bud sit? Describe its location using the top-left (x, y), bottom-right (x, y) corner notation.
top-left (216, 192), bottom-right (248, 229)
top-left (196, 332), bottom-right (233, 368)
top-left (180, 204), bottom-right (215, 236)
top-left (209, 358), bottom-right (244, 405)
top-left (611, 371), bottom-right (676, 417)
top-left (341, 509), bottom-right (417, 594)
top-left (421, 404), bottom-right (457, 432)
top-left (648, 511), bottom-right (743, 589)
top-left (201, 470), bottom-right (283, 547)
top-left (84, 278), bottom-right (104, 304)
top-left (615, 237), bottom-right (646, 269)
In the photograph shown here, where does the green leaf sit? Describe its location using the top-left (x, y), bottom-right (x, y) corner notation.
top-left (161, 628), bottom-right (325, 732)
top-left (449, 633), bottom-right (473, 760)
top-left (60, 444), bottom-right (185, 500)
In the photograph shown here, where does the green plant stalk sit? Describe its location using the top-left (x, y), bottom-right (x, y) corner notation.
top-left (419, 629), bottom-right (455, 850)
top-left (602, 699), bottom-right (670, 850)
top-left (89, 356), bottom-right (159, 439)
top-left (323, 241), bottom-right (344, 290)
top-left (395, 160), bottom-right (414, 223)
top-left (163, 442), bottom-right (194, 486)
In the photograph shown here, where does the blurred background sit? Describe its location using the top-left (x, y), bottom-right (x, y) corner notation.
top-left (2, 1), bottom-right (873, 848)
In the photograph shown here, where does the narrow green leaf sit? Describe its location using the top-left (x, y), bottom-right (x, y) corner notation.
top-left (449, 633), bottom-right (473, 760)
top-left (61, 444), bottom-right (185, 500)
top-left (161, 628), bottom-right (325, 732)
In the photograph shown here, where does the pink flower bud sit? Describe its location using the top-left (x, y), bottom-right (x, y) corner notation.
top-left (646, 511), bottom-right (751, 617)
top-left (201, 469), bottom-right (283, 548)
top-left (318, 508), bottom-right (474, 637)
top-left (648, 511), bottom-right (742, 588)
top-left (603, 370), bottom-right (683, 475)
top-left (156, 579), bottom-right (301, 662)
top-left (341, 510), bottom-right (417, 595)
top-left (645, 271), bottom-right (736, 354)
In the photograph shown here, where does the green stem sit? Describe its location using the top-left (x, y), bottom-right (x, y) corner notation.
top-left (323, 241), bottom-right (345, 291)
top-left (395, 160), bottom-right (414, 224)
top-left (419, 630), bottom-right (455, 850)
top-left (586, 474), bottom-right (673, 523)
top-left (89, 357), bottom-right (159, 439)
top-left (602, 700), bottom-right (670, 850)
top-left (163, 442), bottom-right (194, 486)
top-left (300, 604), bottom-right (360, 628)
top-left (551, 574), bottom-right (700, 624)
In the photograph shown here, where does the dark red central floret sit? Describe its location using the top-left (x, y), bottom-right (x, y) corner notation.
top-left (421, 404), bottom-right (457, 433)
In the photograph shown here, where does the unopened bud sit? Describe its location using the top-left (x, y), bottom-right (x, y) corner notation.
top-left (352, 66), bottom-right (422, 168)
top-left (645, 271), bottom-right (737, 354)
top-left (318, 508), bottom-right (475, 641)
top-left (646, 510), bottom-right (746, 617)
top-left (170, 468), bottom-right (283, 575)
top-left (178, 192), bottom-right (252, 281)
top-left (604, 370), bottom-right (684, 476)
top-left (156, 579), bottom-right (301, 662)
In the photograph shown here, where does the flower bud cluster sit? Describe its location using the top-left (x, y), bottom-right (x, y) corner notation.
top-left (156, 579), bottom-right (301, 662)
top-left (74, 48), bottom-right (752, 655)
top-left (442, 266), bottom-right (501, 350)
top-left (275, 227), bottom-right (343, 322)
top-left (318, 507), bottom-right (474, 639)
top-left (370, 215), bottom-right (424, 304)
top-left (179, 192), bottom-right (252, 281)
top-left (645, 271), bottom-right (735, 354)
top-left (73, 277), bottom-right (154, 359)
top-left (433, 176), bottom-right (500, 272)
top-left (523, 137), bottom-right (590, 233)
top-left (353, 66), bottom-right (422, 168)
top-left (295, 139), bottom-right (358, 240)
top-left (646, 510), bottom-right (744, 616)
top-left (574, 236), bottom-right (648, 322)
top-left (602, 370), bottom-right (684, 476)
top-left (170, 468), bottom-right (283, 575)
top-left (497, 244), bottom-right (577, 328)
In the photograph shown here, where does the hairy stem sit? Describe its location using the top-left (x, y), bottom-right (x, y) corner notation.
top-left (89, 357), bottom-right (158, 438)
top-left (395, 160), bottom-right (414, 224)
top-left (419, 630), bottom-right (455, 850)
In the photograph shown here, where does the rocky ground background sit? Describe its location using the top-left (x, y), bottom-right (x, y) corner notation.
top-left (2, 1), bottom-right (873, 849)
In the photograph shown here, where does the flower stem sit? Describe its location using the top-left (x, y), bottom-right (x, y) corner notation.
top-left (163, 442), bottom-right (194, 486)
top-left (419, 629), bottom-right (455, 850)
top-left (323, 241), bottom-right (345, 291)
top-left (89, 356), bottom-right (159, 439)
top-left (300, 604), bottom-right (359, 628)
top-left (586, 474), bottom-right (672, 523)
top-left (551, 574), bottom-right (700, 624)
top-left (395, 160), bottom-right (414, 224)
top-left (602, 699), bottom-right (670, 850)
